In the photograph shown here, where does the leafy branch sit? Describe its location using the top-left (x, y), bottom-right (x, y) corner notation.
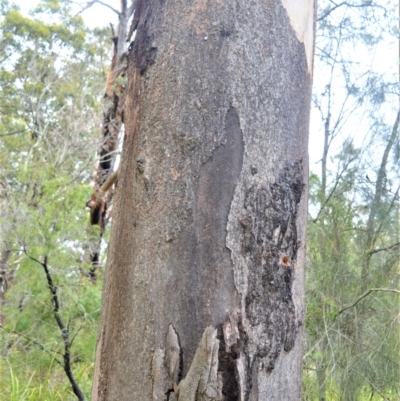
top-left (23, 248), bottom-right (86, 401)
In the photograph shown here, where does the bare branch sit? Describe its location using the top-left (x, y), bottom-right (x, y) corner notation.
top-left (100, 170), bottom-right (118, 193)
top-left (8, 330), bottom-right (64, 367)
top-left (79, 0), bottom-right (120, 16)
top-left (109, 23), bottom-right (116, 37)
top-left (312, 148), bottom-right (361, 222)
top-left (22, 247), bottom-right (45, 268)
top-left (127, 0), bottom-right (137, 16)
top-left (318, 1), bottom-right (382, 22)
top-left (338, 288), bottom-right (400, 315)
top-left (70, 319), bottom-right (85, 348)
top-left (373, 186), bottom-right (400, 242)
top-left (366, 111), bottom-right (400, 247)
top-left (0, 129), bottom-right (28, 137)
top-left (368, 241), bottom-right (400, 256)
top-left (357, 371), bottom-right (391, 401)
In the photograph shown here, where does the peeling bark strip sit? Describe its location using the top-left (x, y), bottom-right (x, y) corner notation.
top-left (280, 0), bottom-right (315, 73)
top-left (175, 327), bottom-right (222, 401)
top-left (166, 325), bottom-right (183, 386)
top-left (240, 162), bottom-right (304, 369)
top-left (85, 0), bottom-right (137, 280)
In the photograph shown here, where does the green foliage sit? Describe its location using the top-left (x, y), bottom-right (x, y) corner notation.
top-left (2, 358), bottom-right (95, 400)
top-left (305, 157), bottom-right (400, 399)
top-left (0, 1), bottom-right (109, 399)
top-left (304, 2), bottom-right (400, 399)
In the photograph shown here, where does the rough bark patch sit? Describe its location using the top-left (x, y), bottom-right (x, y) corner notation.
top-left (217, 320), bottom-right (240, 401)
top-left (240, 161), bottom-right (304, 371)
top-left (130, 5), bottom-right (158, 75)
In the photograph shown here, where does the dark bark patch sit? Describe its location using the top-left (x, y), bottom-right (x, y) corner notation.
top-left (241, 161), bottom-right (304, 370)
top-left (196, 106), bottom-right (244, 222)
top-left (129, 5), bottom-right (158, 75)
top-left (220, 28), bottom-right (232, 38)
top-left (136, 157), bottom-right (146, 173)
top-left (191, 105), bottom-right (244, 325)
top-left (217, 323), bottom-right (239, 401)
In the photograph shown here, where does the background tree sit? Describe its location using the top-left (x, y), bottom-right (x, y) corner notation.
top-left (92, 1), bottom-right (315, 400)
top-left (303, 1), bottom-right (400, 400)
top-left (0, 1), bottom-right (109, 399)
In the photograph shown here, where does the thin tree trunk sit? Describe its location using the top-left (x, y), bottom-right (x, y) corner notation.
top-left (361, 109), bottom-right (400, 291)
top-left (316, 339), bottom-right (327, 401)
top-left (92, 1), bottom-right (315, 400)
top-left (321, 112), bottom-right (330, 203)
top-left (0, 244), bottom-right (11, 327)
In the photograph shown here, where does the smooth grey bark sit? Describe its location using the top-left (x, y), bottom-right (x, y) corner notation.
top-left (92, 1), bottom-right (315, 400)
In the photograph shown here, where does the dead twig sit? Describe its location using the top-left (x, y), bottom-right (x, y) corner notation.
top-left (338, 288), bottom-right (400, 316)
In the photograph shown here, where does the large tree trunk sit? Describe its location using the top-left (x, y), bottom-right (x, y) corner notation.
top-left (92, 1), bottom-right (315, 400)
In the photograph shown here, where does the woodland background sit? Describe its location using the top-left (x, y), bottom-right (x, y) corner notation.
top-left (0, 0), bottom-right (399, 400)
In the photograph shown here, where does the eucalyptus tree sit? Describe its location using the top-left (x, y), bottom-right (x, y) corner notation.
top-left (92, 1), bottom-right (316, 400)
